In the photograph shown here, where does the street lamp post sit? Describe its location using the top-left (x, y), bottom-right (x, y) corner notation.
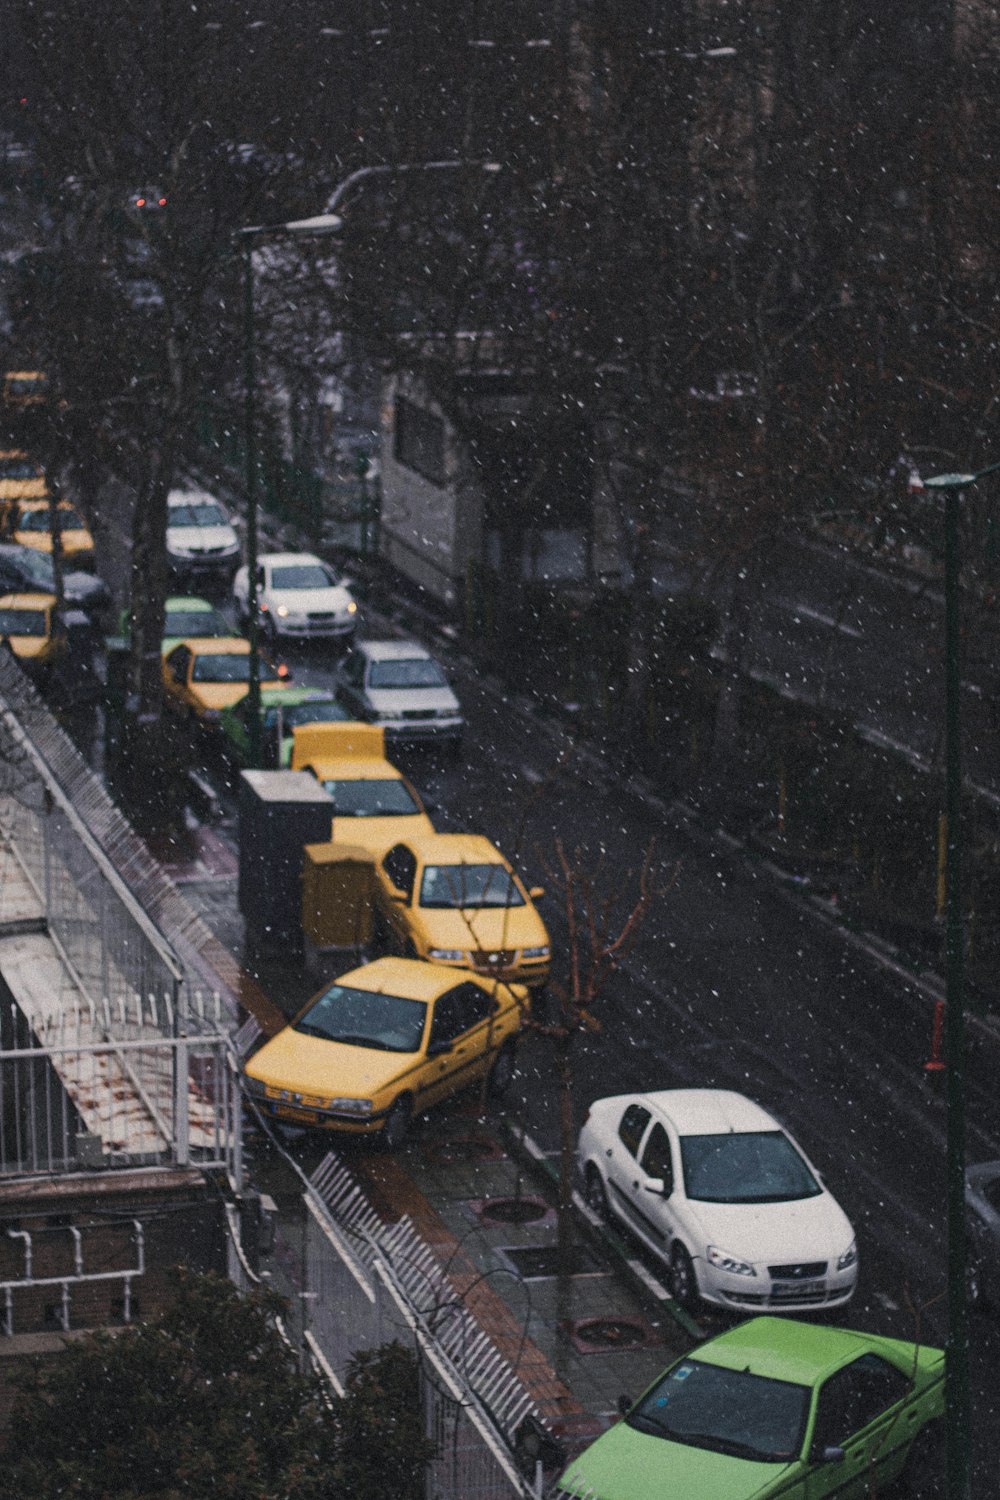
top-left (324, 159), bottom-right (500, 215)
top-left (234, 212), bottom-right (342, 768)
top-left (922, 457), bottom-right (1000, 1500)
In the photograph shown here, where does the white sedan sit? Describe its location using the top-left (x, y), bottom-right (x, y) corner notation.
top-left (577, 1088), bottom-right (858, 1313)
top-left (233, 551), bottom-right (358, 643)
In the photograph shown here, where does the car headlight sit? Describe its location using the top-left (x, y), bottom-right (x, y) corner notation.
top-left (837, 1241), bottom-right (858, 1271)
top-left (328, 1097), bottom-right (373, 1116)
top-left (346, 601), bottom-right (358, 614)
top-left (707, 1246), bottom-right (757, 1277)
top-left (521, 945), bottom-right (550, 958)
top-left (276, 604), bottom-right (290, 618)
top-left (429, 948), bottom-right (465, 961)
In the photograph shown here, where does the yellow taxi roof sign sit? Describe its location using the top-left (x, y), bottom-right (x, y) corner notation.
top-left (292, 721), bottom-right (385, 768)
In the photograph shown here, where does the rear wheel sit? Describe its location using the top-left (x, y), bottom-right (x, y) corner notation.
top-left (670, 1242), bottom-right (699, 1312)
top-left (584, 1166), bottom-right (611, 1225)
top-left (382, 1096), bottom-right (412, 1151)
top-left (487, 1042), bottom-right (516, 1098)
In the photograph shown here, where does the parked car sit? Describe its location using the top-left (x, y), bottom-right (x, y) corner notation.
top-left (242, 956), bottom-right (528, 1147)
top-left (115, 594), bottom-right (234, 651)
top-left (10, 498), bottom-right (96, 569)
top-left (291, 722), bottom-right (434, 855)
top-left (967, 1160), bottom-right (1000, 1309)
top-left (0, 592), bottom-right (70, 682)
top-left (166, 489), bottom-right (240, 584)
top-left (335, 638), bottom-right (463, 746)
top-left (577, 1089), bottom-right (858, 1313)
top-left (1, 372), bottom-right (46, 413)
top-left (0, 543), bottom-right (110, 620)
top-left (162, 637), bottom-right (286, 724)
top-left (374, 832), bottom-right (549, 988)
top-left (219, 686), bottom-right (351, 769)
top-left (555, 1316), bottom-right (943, 1500)
top-left (233, 551), bottom-right (358, 643)
top-left (0, 449), bottom-right (47, 502)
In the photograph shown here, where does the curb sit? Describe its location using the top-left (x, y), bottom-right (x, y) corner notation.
top-left (498, 1119), bottom-right (705, 1344)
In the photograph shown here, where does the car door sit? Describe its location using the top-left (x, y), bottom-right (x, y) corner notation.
top-left (379, 844), bottom-right (417, 950)
top-left (603, 1102), bottom-right (652, 1232)
top-left (624, 1119), bottom-right (681, 1255)
top-left (420, 983), bottom-right (490, 1108)
top-left (805, 1355), bottom-right (916, 1499)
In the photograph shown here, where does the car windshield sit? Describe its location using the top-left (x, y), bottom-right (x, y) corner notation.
top-left (293, 982), bottom-right (427, 1053)
top-left (627, 1358), bottom-right (808, 1463)
top-left (270, 563), bottom-right (336, 590)
top-left (0, 607), bottom-right (47, 635)
top-left (420, 864), bottom-right (525, 909)
top-left (276, 700), bottom-right (347, 731)
top-left (170, 503), bottom-right (228, 527)
top-left (6, 550), bottom-right (51, 585)
top-left (680, 1131), bottom-right (822, 1204)
top-left (0, 459), bottom-right (40, 480)
top-left (191, 652), bottom-right (251, 683)
top-left (321, 777), bottom-right (421, 817)
top-left (19, 505), bottom-right (84, 532)
top-left (164, 608), bottom-right (230, 638)
top-left (368, 658), bottom-right (448, 689)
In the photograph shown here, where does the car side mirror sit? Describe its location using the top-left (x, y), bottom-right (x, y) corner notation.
top-left (642, 1178), bottom-right (666, 1195)
top-left (426, 1037), bottom-right (452, 1058)
top-left (816, 1445), bottom-right (845, 1465)
top-left (529, 886), bottom-right (545, 900)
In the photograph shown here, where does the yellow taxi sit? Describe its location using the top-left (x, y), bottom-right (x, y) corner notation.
top-left (2, 371), bottom-right (47, 411)
top-left (0, 449), bottom-right (48, 503)
top-left (162, 636), bottom-right (288, 724)
top-left (242, 955), bottom-right (528, 1147)
top-left (0, 592), bottom-right (64, 678)
top-left (374, 832), bottom-right (550, 988)
top-left (291, 722), bottom-right (434, 855)
top-left (12, 498), bottom-right (96, 569)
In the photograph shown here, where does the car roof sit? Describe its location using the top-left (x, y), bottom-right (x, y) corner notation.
top-left (331, 955), bottom-right (488, 1002)
top-left (396, 831), bottom-right (505, 865)
top-left (355, 637), bottom-right (432, 662)
top-left (167, 489), bottom-right (224, 507)
top-left (252, 686), bottom-right (340, 708)
top-left (0, 448), bottom-right (31, 460)
top-left (260, 551), bottom-right (328, 568)
top-left (165, 594), bottom-right (216, 610)
top-left (695, 1317), bottom-right (884, 1385)
top-left (595, 1088), bottom-right (779, 1135)
top-left (169, 636), bottom-right (250, 653)
top-left (0, 591), bottom-right (53, 608)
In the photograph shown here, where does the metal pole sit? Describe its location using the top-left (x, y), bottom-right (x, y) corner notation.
top-left (243, 239), bottom-right (262, 770)
top-left (943, 483), bottom-right (970, 1500)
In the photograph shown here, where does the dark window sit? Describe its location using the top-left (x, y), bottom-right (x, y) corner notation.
top-left (383, 844), bottom-right (417, 897)
top-left (618, 1103), bottom-right (652, 1159)
top-left (813, 1356), bottom-right (910, 1451)
top-left (449, 982), bottom-right (492, 1031)
top-left (168, 646), bottom-right (191, 682)
top-left (628, 1358), bottom-right (808, 1463)
top-left (679, 1131), bottom-right (822, 1204)
top-left (640, 1122), bottom-right (674, 1192)
top-left (395, 396), bottom-right (446, 486)
top-left (343, 650), bottom-right (366, 687)
top-left (429, 991), bottom-right (465, 1049)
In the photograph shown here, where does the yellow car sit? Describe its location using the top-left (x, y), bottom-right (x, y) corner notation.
top-left (0, 449), bottom-right (48, 504)
top-left (242, 955), bottom-right (528, 1146)
top-left (2, 371), bottom-right (47, 411)
top-left (162, 636), bottom-right (287, 724)
top-left (291, 722), bottom-right (435, 855)
top-left (12, 498), bottom-right (96, 569)
top-left (0, 591), bottom-right (65, 678)
top-left (375, 832), bottom-right (550, 988)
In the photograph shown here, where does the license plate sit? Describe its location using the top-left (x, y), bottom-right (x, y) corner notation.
top-left (273, 1104), bottom-right (320, 1124)
top-left (773, 1279), bottom-right (824, 1296)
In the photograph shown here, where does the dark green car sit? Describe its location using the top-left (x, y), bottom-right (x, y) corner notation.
top-left (219, 686), bottom-right (351, 769)
top-left (556, 1317), bottom-right (943, 1500)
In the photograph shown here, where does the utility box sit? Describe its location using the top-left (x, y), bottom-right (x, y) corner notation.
top-left (301, 841), bottom-right (376, 951)
top-left (238, 771), bottom-right (334, 950)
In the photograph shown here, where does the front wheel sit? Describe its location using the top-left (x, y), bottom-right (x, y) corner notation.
top-left (670, 1242), bottom-right (699, 1312)
top-left (382, 1096), bottom-right (412, 1151)
top-left (487, 1042), bottom-right (516, 1098)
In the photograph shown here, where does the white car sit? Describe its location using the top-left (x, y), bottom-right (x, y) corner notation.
top-left (334, 638), bottom-right (463, 746)
top-left (577, 1088), bottom-right (858, 1313)
top-left (166, 489), bottom-right (240, 583)
top-left (232, 551), bottom-right (358, 643)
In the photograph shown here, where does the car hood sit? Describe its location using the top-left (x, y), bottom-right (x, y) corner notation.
top-left (683, 1192), bottom-right (854, 1264)
top-left (192, 679), bottom-right (282, 711)
top-left (246, 1028), bottom-right (415, 1100)
top-left (0, 479), bottom-right (47, 500)
top-left (167, 524), bottom-right (238, 552)
top-left (331, 811), bottom-right (436, 857)
top-left (412, 904), bottom-right (548, 952)
top-left (268, 585), bottom-right (353, 613)
top-left (7, 637), bottom-right (51, 661)
top-left (366, 686), bottom-right (461, 715)
top-left (558, 1420), bottom-right (795, 1500)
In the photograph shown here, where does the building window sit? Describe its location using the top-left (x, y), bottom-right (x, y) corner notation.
top-left (395, 397), bottom-right (446, 486)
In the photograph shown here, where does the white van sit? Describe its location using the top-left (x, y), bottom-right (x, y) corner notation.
top-left (166, 488), bottom-right (240, 585)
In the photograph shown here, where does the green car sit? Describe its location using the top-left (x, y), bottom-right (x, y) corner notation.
top-left (556, 1317), bottom-right (943, 1500)
top-left (219, 685), bottom-right (351, 769)
top-left (116, 595), bottom-right (235, 652)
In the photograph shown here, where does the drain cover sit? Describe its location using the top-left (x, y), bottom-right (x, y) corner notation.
top-left (563, 1316), bottom-right (661, 1354)
top-left (480, 1196), bottom-right (549, 1225)
top-left (500, 1244), bottom-right (603, 1280)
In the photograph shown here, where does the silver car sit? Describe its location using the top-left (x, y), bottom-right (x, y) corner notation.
top-left (334, 639), bottom-right (463, 747)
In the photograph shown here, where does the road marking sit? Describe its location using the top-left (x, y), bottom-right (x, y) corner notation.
top-left (777, 598), bottom-right (863, 637)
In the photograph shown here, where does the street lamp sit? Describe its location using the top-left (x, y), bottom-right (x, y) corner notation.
top-left (921, 456), bottom-right (1000, 1500)
top-left (324, 159), bottom-right (501, 214)
top-left (234, 211), bottom-right (342, 768)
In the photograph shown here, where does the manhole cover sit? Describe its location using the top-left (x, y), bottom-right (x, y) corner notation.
top-left (499, 1244), bottom-right (603, 1280)
top-left (480, 1196), bottom-right (548, 1225)
top-left (563, 1317), bottom-right (661, 1354)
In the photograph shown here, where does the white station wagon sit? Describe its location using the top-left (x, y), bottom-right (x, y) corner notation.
top-left (577, 1088), bottom-right (858, 1313)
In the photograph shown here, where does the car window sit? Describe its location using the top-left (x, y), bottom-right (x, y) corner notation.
top-left (368, 658), bottom-right (448, 689)
top-left (191, 652), bottom-right (252, 683)
top-left (618, 1103), bottom-right (652, 1159)
top-left (419, 864), bottom-right (525, 909)
top-left (640, 1123), bottom-right (674, 1190)
top-left (628, 1358), bottom-right (809, 1463)
top-left (813, 1356), bottom-right (910, 1450)
top-left (283, 700), bottom-right (347, 730)
top-left (979, 1173), bottom-right (1000, 1215)
top-left (383, 844), bottom-right (417, 896)
top-left (321, 778), bottom-right (421, 817)
top-left (429, 991), bottom-right (466, 1049)
top-left (294, 982), bottom-right (426, 1054)
top-left (343, 650), bottom-right (366, 687)
top-left (0, 607), bottom-right (47, 635)
top-left (0, 458), bottom-right (40, 480)
top-left (449, 982), bottom-right (492, 1031)
top-left (164, 608), bottom-right (229, 638)
top-left (679, 1131), bottom-right (822, 1203)
top-left (169, 502), bottom-right (228, 527)
top-left (270, 564), bottom-right (334, 589)
top-left (167, 646), bottom-right (191, 680)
